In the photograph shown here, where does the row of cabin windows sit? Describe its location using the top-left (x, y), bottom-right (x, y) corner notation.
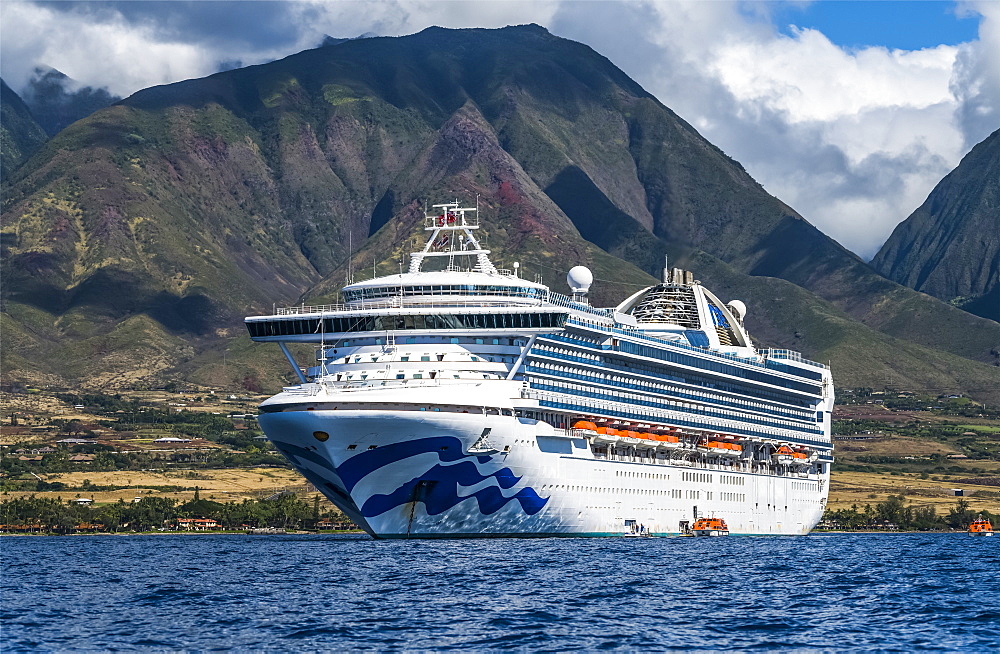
top-left (343, 285), bottom-right (546, 302)
top-left (247, 312), bottom-right (567, 337)
top-left (528, 358), bottom-right (816, 424)
top-left (536, 397), bottom-right (827, 447)
top-left (529, 380), bottom-right (822, 436)
top-left (568, 317), bottom-right (822, 381)
top-left (540, 334), bottom-right (817, 408)
top-left (615, 339), bottom-right (823, 389)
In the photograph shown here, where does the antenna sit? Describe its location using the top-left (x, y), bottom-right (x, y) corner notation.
top-left (319, 315), bottom-right (328, 378)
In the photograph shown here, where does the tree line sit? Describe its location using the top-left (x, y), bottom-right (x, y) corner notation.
top-left (821, 497), bottom-right (994, 531)
top-left (0, 492), bottom-right (353, 533)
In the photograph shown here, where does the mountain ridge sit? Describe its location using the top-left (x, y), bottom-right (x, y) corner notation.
top-left (1, 79), bottom-right (48, 181)
top-left (3, 25), bottom-right (998, 398)
top-left (871, 129), bottom-right (999, 322)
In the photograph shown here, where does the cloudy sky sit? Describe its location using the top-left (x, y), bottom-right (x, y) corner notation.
top-left (2, 1), bottom-right (997, 259)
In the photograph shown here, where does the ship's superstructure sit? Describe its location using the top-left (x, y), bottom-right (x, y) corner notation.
top-left (246, 201), bottom-right (834, 537)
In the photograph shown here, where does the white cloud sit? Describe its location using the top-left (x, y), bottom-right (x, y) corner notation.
top-left (952, 0), bottom-right (1000, 148)
top-left (1, 0), bottom-right (996, 259)
top-left (549, 0), bottom-right (997, 259)
top-left (0, 2), bottom-right (214, 96)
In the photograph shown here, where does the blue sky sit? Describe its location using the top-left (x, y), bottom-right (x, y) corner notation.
top-left (770, 1), bottom-right (981, 51)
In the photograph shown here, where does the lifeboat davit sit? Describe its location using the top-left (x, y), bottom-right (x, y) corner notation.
top-left (698, 440), bottom-right (743, 457)
top-left (772, 445), bottom-right (796, 465)
top-left (618, 430), bottom-right (642, 445)
top-left (592, 426), bottom-right (620, 444)
top-left (653, 433), bottom-right (682, 449)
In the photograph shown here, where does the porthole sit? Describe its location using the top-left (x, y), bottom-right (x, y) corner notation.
top-left (313, 431), bottom-right (330, 442)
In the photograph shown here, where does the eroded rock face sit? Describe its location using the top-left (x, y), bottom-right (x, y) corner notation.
top-left (2, 26), bottom-right (998, 398)
top-left (872, 129), bottom-right (1000, 322)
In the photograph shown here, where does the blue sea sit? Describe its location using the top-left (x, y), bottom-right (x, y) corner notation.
top-left (2, 533), bottom-right (998, 651)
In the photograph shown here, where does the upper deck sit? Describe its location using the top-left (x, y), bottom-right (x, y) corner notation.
top-left (244, 199), bottom-right (829, 386)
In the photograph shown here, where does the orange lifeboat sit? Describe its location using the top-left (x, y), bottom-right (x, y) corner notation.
top-left (572, 420), bottom-right (598, 433)
top-left (698, 440), bottom-right (741, 456)
top-left (691, 517), bottom-right (729, 536)
top-left (619, 430), bottom-right (641, 444)
top-left (969, 516), bottom-right (994, 537)
top-left (593, 426), bottom-right (620, 444)
top-left (773, 445), bottom-right (796, 465)
top-left (637, 432), bottom-right (659, 445)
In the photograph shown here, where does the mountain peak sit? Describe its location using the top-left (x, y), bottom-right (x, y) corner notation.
top-left (3, 27), bottom-right (998, 397)
top-left (871, 128), bottom-right (999, 322)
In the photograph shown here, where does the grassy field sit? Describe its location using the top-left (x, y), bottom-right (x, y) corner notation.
top-left (5, 389), bottom-right (999, 523)
top-left (3, 468), bottom-right (308, 504)
top-left (829, 469), bottom-right (999, 514)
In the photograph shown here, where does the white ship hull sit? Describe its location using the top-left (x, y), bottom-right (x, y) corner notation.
top-left (260, 406), bottom-right (827, 538)
top-left (248, 200), bottom-right (833, 539)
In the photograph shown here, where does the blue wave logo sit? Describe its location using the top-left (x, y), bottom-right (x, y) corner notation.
top-left (337, 436), bottom-right (548, 518)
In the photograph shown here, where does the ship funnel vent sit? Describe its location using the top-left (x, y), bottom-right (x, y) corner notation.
top-left (666, 268), bottom-right (695, 285)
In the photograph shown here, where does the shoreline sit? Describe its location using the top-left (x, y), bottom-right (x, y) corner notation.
top-left (0, 529), bottom-right (367, 537)
top-left (2, 529), bottom-right (974, 537)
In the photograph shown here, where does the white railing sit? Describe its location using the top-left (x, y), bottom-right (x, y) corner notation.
top-left (764, 349), bottom-right (829, 369)
top-left (269, 291), bottom-right (614, 318)
top-left (274, 298), bottom-right (549, 315)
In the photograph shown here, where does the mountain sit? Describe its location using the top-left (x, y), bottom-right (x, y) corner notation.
top-left (18, 67), bottom-right (121, 137)
top-left (1, 79), bottom-right (47, 181)
top-left (3, 25), bottom-right (998, 398)
top-left (872, 129), bottom-right (999, 322)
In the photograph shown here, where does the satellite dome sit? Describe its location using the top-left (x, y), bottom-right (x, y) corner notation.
top-left (566, 266), bottom-right (594, 294)
top-left (727, 300), bottom-right (747, 321)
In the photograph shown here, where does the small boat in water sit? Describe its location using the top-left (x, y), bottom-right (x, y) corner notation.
top-left (691, 517), bottom-right (729, 536)
top-left (968, 516), bottom-right (993, 536)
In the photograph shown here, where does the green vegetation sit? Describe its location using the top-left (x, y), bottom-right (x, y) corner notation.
top-left (2, 25), bottom-right (998, 403)
top-left (821, 497), bottom-right (993, 531)
top-left (0, 79), bottom-right (48, 180)
top-left (0, 492), bottom-right (352, 533)
top-left (1, 392), bottom-right (289, 484)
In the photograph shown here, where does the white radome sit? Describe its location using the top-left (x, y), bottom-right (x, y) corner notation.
top-left (727, 299), bottom-right (747, 321)
top-left (567, 266), bottom-right (594, 294)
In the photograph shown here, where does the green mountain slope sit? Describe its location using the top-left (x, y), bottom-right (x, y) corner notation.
top-left (2, 25), bottom-right (998, 398)
top-left (871, 129), bottom-right (999, 322)
top-left (1, 79), bottom-right (47, 181)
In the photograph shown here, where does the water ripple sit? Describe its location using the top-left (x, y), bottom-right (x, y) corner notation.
top-left (1, 533), bottom-right (998, 650)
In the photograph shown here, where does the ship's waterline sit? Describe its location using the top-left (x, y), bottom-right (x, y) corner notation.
top-left (247, 201), bottom-right (833, 538)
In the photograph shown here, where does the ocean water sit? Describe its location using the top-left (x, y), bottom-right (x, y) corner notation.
top-left (2, 533), bottom-right (998, 651)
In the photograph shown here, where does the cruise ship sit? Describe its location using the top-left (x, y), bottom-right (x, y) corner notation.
top-left (246, 201), bottom-right (834, 537)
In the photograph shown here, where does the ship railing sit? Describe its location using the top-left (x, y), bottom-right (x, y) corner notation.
top-left (269, 295), bottom-right (616, 318)
top-left (588, 449), bottom-right (820, 478)
top-left (559, 320), bottom-right (829, 376)
top-left (275, 298), bottom-right (547, 315)
top-left (424, 213), bottom-right (480, 228)
top-left (525, 390), bottom-right (831, 446)
top-left (280, 385), bottom-right (322, 396)
top-left (544, 292), bottom-right (615, 318)
top-left (764, 349), bottom-right (828, 369)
